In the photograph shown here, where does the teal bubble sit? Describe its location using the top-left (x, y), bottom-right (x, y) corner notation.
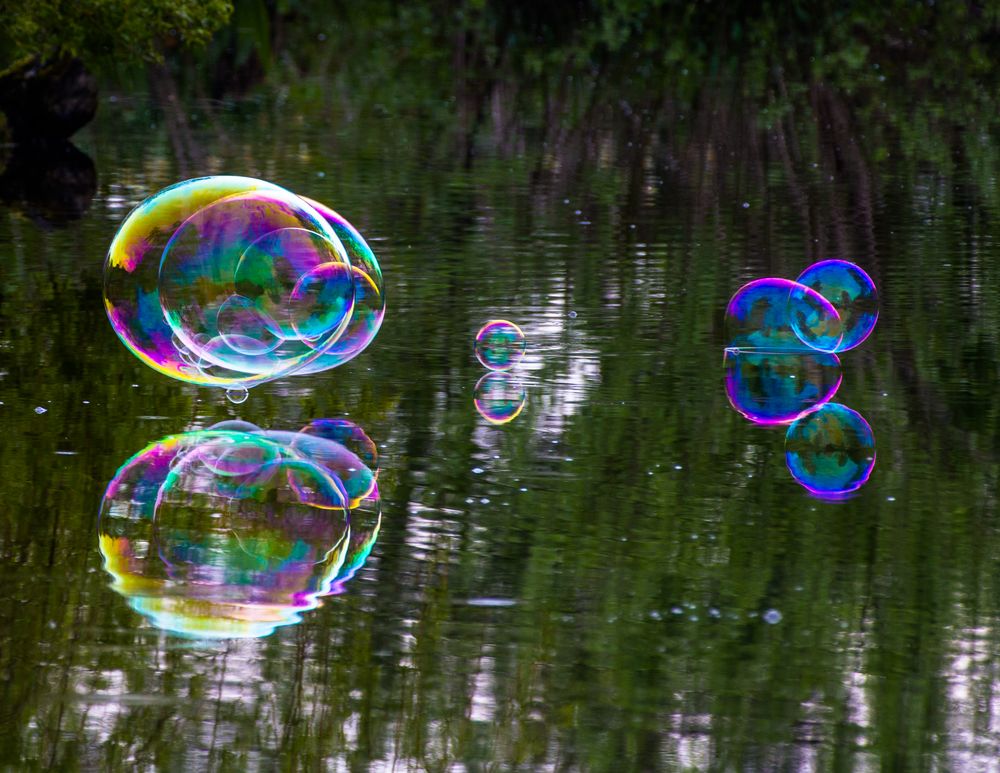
top-left (785, 403), bottom-right (875, 496)
top-left (795, 260), bottom-right (878, 352)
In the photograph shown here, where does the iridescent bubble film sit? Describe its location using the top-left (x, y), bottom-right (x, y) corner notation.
top-left (98, 419), bottom-right (381, 639)
top-left (795, 259), bottom-right (879, 352)
top-left (725, 278), bottom-right (842, 352)
top-left (724, 348), bottom-right (841, 425)
top-left (785, 403), bottom-right (876, 496)
top-left (104, 176), bottom-right (384, 395)
top-left (474, 320), bottom-right (526, 371)
top-left (474, 372), bottom-right (527, 425)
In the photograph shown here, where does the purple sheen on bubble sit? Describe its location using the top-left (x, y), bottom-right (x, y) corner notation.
top-left (724, 348), bottom-right (842, 425)
top-left (474, 372), bottom-right (527, 425)
top-left (104, 176), bottom-right (285, 386)
top-left (725, 277), bottom-right (842, 352)
top-left (785, 403), bottom-right (876, 496)
top-left (796, 259), bottom-right (878, 352)
top-left (475, 320), bottom-right (527, 371)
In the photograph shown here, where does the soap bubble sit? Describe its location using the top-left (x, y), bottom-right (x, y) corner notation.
top-left (724, 348), bottom-right (841, 425)
top-left (725, 278), bottom-right (842, 352)
top-left (474, 372), bottom-right (527, 425)
top-left (795, 260), bottom-right (878, 352)
top-left (104, 177), bottom-right (384, 395)
top-left (475, 320), bottom-right (526, 371)
top-left (98, 419), bottom-right (381, 639)
top-left (785, 403), bottom-right (875, 497)
top-left (294, 198), bottom-right (386, 372)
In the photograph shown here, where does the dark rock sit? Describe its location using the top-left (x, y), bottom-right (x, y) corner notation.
top-left (0, 56), bottom-right (98, 141)
top-left (0, 141), bottom-right (97, 226)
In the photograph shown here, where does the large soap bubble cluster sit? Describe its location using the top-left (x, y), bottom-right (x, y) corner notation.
top-left (98, 419), bottom-right (380, 639)
top-left (722, 259), bottom-right (879, 497)
top-left (104, 177), bottom-right (385, 398)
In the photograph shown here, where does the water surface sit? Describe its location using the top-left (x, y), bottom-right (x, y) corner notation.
top-left (0, 81), bottom-right (998, 771)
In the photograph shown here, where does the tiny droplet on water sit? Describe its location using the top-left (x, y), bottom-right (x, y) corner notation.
top-left (34, 406), bottom-right (47, 414)
top-left (763, 609), bottom-right (782, 625)
top-left (568, 310), bottom-right (578, 319)
top-left (226, 387), bottom-right (249, 405)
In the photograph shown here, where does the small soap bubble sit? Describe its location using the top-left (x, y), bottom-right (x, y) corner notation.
top-left (474, 320), bottom-right (526, 371)
top-left (226, 387), bottom-right (249, 405)
top-left (763, 609), bottom-right (782, 624)
top-left (785, 403), bottom-right (875, 496)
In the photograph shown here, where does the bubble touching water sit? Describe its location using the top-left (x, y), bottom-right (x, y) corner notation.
top-left (103, 176), bottom-right (384, 396)
top-left (475, 320), bottom-right (526, 371)
top-left (724, 348), bottom-right (841, 425)
top-left (785, 403), bottom-right (876, 497)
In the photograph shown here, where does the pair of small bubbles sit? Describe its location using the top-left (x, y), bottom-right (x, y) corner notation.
top-left (473, 320), bottom-right (528, 425)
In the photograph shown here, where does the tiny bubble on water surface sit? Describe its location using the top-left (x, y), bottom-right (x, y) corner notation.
top-left (671, 606), bottom-right (683, 615)
top-left (226, 387), bottom-right (249, 404)
top-left (34, 406), bottom-right (47, 414)
top-left (568, 310), bottom-right (578, 319)
top-left (742, 201), bottom-right (750, 208)
top-left (472, 467), bottom-right (484, 474)
top-left (763, 609), bottom-right (783, 624)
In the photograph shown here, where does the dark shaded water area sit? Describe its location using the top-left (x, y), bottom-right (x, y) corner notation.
top-left (1, 78), bottom-right (999, 771)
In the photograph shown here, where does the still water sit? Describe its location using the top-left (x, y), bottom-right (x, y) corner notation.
top-left (0, 81), bottom-right (998, 771)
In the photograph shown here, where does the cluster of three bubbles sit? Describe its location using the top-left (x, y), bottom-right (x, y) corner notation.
top-left (724, 260), bottom-right (878, 497)
top-left (99, 419), bottom-right (382, 638)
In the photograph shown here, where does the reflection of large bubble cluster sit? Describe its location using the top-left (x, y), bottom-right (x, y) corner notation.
top-left (785, 403), bottom-right (876, 496)
top-left (104, 177), bottom-right (385, 396)
top-left (98, 419), bottom-right (380, 639)
top-left (723, 260), bottom-right (879, 497)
